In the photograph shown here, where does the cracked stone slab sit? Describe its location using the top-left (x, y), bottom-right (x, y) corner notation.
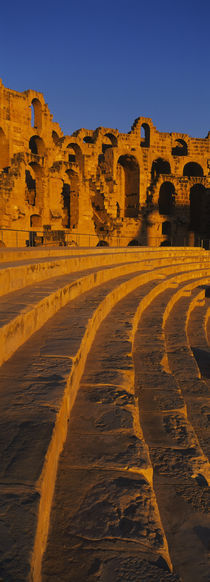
top-left (150, 446), bottom-right (207, 479)
top-left (43, 548), bottom-right (181, 582)
top-left (62, 431), bottom-right (150, 472)
top-left (0, 486), bottom-right (39, 582)
top-left (138, 387), bottom-right (185, 412)
top-left (43, 468), bottom-right (174, 581)
top-left (141, 411), bottom-right (199, 448)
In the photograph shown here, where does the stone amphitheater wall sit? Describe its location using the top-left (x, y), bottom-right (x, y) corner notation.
top-left (0, 79), bottom-right (210, 247)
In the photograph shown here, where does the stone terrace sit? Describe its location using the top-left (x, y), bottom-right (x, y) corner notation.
top-left (0, 246), bottom-right (209, 582)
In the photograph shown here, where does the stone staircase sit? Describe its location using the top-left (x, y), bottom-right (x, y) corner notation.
top-left (0, 246), bottom-right (209, 582)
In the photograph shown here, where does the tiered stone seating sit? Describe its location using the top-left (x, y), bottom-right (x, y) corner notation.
top-left (0, 246), bottom-right (209, 582)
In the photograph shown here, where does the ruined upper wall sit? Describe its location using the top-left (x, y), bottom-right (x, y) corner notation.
top-left (0, 79), bottom-right (63, 163)
top-left (0, 79), bottom-right (209, 166)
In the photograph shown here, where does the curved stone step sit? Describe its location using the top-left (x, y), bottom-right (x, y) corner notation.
top-left (163, 281), bottom-right (210, 465)
top-left (0, 244), bottom-right (207, 264)
top-left (42, 281), bottom-right (181, 582)
top-left (186, 299), bottom-right (210, 458)
top-left (1, 251), bottom-right (210, 581)
top-left (0, 268), bottom-right (174, 581)
top-left (132, 277), bottom-right (210, 582)
top-left (0, 261), bottom-right (153, 366)
top-left (0, 247), bottom-right (208, 297)
top-left (2, 256), bottom-right (210, 367)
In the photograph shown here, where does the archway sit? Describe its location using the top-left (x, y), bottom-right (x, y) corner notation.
top-left (61, 181), bottom-right (70, 228)
top-left (172, 139), bottom-right (188, 156)
top-left (83, 135), bottom-right (94, 144)
top-left (66, 143), bottom-right (82, 167)
top-left (158, 182), bottom-right (175, 215)
top-left (141, 123), bottom-right (150, 147)
top-left (25, 168), bottom-right (36, 205)
top-left (151, 158), bottom-right (171, 181)
top-left (102, 133), bottom-right (117, 153)
top-left (31, 99), bottom-right (42, 131)
top-left (29, 135), bottom-right (45, 156)
top-left (65, 169), bottom-right (79, 229)
top-left (29, 162), bottom-right (44, 208)
top-left (183, 162), bottom-right (203, 177)
top-left (117, 155), bottom-right (140, 217)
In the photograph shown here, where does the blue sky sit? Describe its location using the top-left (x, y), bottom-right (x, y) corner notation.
top-left (1, 0), bottom-right (209, 137)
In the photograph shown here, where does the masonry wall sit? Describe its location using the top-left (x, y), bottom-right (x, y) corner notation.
top-left (0, 80), bottom-right (210, 247)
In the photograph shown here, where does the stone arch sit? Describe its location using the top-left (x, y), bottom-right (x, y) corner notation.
top-left (190, 183), bottom-right (206, 232)
top-left (183, 162), bottom-right (203, 177)
top-left (117, 154), bottom-right (140, 217)
top-left (140, 123), bottom-right (150, 147)
top-left (151, 158), bottom-right (171, 180)
top-left (102, 133), bottom-right (118, 153)
top-left (29, 135), bottom-right (46, 156)
top-left (172, 139), bottom-right (188, 156)
top-left (31, 98), bottom-right (42, 131)
top-left (158, 182), bottom-right (175, 215)
top-left (0, 127), bottom-right (9, 168)
top-left (25, 166), bottom-right (36, 206)
top-left (83, 135), bottom-right (94, 144)
top-left (66, 143), bottom-right (83, 166)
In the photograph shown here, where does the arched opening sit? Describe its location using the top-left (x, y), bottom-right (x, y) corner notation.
top-left (0, 128), bottom-right (9, 169)
top-left (67, 145), bottom-right (76, 163)
top-left (190, 184), bottom-right (206, 232)
top-left (117, 155), bottom-right (140, 218)
top-left (52, 131), bottom-right (60, 145)
top-left (183, 162), bottom-right (203, 177)
top-left (140, 123), bottom-right (150, 147)
top-left (83, 135), bottom-right (94, 144)
top-left (30, 214), bottom-right (42, 227)
top-left (29, 162), bottom-right (44, 208)
top-left (151, 158), bottom-right (171, 181)
top-left (61, 181), bottom-right (70, 228)
top-left (31, 99), bottom-right (42, 131)
top-left (102, 133), bottom-right (118, 153)
top-left (65, 169), bottom-right (79, 229)
top-left (66, 143), bottom-right (82, 167)
top-left (172, 139), bottom-right (188, 156)
top-left (29, 136), bottom-right (45, 156)
top-left (158, 182), bottom-right (175, 215)
top-left (25, 168), bottom-right (36, 205)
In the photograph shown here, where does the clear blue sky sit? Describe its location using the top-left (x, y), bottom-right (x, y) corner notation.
top-left (1, 0), bottom-right (209, 137)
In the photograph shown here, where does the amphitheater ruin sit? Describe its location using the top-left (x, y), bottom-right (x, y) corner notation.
top-left (0, 82), bottom-right (209, 582)
top-left (0, 80), bottom-right (210, 248)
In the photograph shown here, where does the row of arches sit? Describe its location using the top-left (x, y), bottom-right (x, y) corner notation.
top-left (116, 153), bottom-right (205, 218)
top-left (140, 125), bottom-right (189, 155)
top-left (151, 158), bottom-right (204, 178)
top-left (28, 135), bottom-right (205, 183)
